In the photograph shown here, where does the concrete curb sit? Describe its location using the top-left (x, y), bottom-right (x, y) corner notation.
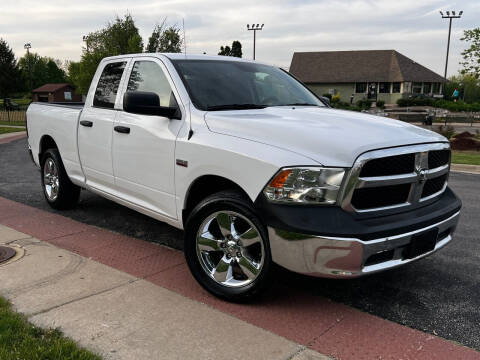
top-left (451, 163), bottom-right (480, 174)
top-left (0, 132), bottom-right (26, 143)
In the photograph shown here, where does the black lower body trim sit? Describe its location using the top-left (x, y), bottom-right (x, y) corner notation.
top-left (254, 187), bottom-right (461, 241)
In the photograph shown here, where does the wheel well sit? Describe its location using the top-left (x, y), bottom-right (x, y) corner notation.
top-left (183, 175), bottom-right (251, 225)
top-left (39, 135), bottom-right (58, 160)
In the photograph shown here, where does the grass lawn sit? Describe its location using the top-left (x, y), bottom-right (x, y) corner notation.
top-left (0, 98), bottom-right (31, 106)
top-left (0, 121), bottom-right (26, 126)
top-left (0, 127), bottom-right (25, 135)
top-left (451, 151), bottom-right (480, 165)
top-left (0, 297), bottom-right (101, 360)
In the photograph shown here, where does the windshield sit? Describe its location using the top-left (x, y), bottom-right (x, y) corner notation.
top-left (171, 59), bottom-right (325, 111)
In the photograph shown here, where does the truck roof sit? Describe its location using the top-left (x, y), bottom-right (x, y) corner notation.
top-left (101, 53), bottom-right (268, 65)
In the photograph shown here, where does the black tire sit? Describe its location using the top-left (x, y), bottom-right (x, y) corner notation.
top-left (40, 148), bottom-right (80, 210)
top-left (184, 190), bottom-right (273, 302)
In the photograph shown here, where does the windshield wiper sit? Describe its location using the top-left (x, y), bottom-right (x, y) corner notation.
top-left (206, 104), bottom-right (267, 111)
top-left (281, 103), bottom-right (321, 107)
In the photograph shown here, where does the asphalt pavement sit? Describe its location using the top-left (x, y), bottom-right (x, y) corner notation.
top-left (0, 137), bottom-right (479, 350)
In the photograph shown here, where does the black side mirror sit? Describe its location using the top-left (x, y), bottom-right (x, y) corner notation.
top-left (320, 96), bottom-right (331, 107)
top-left (123, 91), bottom-right (181, 119)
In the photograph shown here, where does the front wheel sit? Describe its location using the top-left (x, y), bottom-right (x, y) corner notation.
top-left (184, 190), bottom-right (273, 301)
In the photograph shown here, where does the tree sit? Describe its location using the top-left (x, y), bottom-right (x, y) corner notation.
top-left (69, 14), bottom-right (144, 94)
top-left (146, 20), bottom-right (183, 53)
top-left (18, 53), bottom-right (67, 91)
top-left (218, 45), bottom-right (232, 56)
top-left (231, 41), bottom-right (242, 58)
top-left (460, 28), bottom-right (480, 79)
top-left (446, 74), bottom-right (480, 103)
top-left (218, 41), bottom-right (242, 58)
top-left (0, 38), bottom-right (21, 98)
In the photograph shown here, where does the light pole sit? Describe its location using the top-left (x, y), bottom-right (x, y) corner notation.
top-left (82, 35), bottom-right (89, 51)
top-left (24, 43), bottom-right (32, 94)
top-left (247, 24), bottom-right (264, 60)
top-left (439, 10), bottom-right (462, 79)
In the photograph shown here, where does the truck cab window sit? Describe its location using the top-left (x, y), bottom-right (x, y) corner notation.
top-left (93, 62), bottom-right (126, 108)
top-left (127, 61), bottom-right (174, 107)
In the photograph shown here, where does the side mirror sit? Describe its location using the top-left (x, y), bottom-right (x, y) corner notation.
top-left (320, 96), bottom-right (331, 107)
top-left (123, 91), bottom-right (181, 119)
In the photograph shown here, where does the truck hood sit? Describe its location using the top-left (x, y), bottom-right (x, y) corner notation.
top-left (204, 107), bottom-right (447, 167)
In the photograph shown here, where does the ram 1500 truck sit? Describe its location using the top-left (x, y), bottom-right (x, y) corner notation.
top-left (27, 54), bottom-right (461, 301)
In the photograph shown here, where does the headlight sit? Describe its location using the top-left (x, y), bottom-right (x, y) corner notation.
top-left (263, 167), bottom-right (346, 204)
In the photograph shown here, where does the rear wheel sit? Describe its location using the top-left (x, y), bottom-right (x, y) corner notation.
top-left (184, 190), bottom-right (273, 301)
top-left (41, 149), bottom-right (80, 209)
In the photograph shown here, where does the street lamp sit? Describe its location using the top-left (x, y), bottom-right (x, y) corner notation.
top-left (82, 35), bottom-right (89, 51)
top-left (439, 10), bottom-right (462, 79)
top-left (247, 23), bottom-right (264, 60)
top-left (24, 43), bottom-right (32, 93)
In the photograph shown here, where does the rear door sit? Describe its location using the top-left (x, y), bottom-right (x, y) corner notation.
top-left (78, 60), bottom-right (128, 193)
top-left (112, 57), bottom-right (184, 219)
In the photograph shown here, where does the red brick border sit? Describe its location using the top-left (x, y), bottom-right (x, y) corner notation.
top-left (0, 133), bottom-right (26, 144)
top-left (0, 196), bottom-right (478, 360)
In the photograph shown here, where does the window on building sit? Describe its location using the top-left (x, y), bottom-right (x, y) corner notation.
top-left (93, 62), bottom-right (127, 108)
top-left (432, 83), bottom-right (441, 94)
top-left (412, 82), bottom-right (423, 94)
top-left (392, 82), bottom-right (401, 93)
top-left (379, 82), bottom-right (391, 93)
top-left (127, 61), bottom-right (174, 107)
top-left (423, 82), bottom-right (431, 94)
top-left (355, 83), bottom-right (367, 93)
top-left (403, 82), bottom-right (412, 93)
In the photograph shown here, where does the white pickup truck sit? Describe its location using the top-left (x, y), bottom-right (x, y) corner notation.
top-left (27, 53), bottom-right (461, 300)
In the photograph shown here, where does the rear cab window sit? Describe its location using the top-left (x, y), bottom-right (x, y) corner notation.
top-left (93, 62), bottom-right (127, 108)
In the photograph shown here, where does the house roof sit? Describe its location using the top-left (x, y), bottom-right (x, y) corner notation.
top-left (289, 50), bottom-right (446, 84)
top-left (32, 83), bottom-right (73, 93)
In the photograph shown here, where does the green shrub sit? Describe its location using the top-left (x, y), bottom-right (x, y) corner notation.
top-left (432, 99), bottom-right (480, 112)
top-left (376, 100), bottom-right (385, 109)
top-left (396, 97), bottom-right (435, 107)
top-left (322, 93), bottom-right (332, 100)
top-left (356, 99), bottom-right (372, 109)
top-left (331, 101), bottom-right (362, 112)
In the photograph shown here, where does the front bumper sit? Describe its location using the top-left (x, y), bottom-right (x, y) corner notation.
top-left (256, 187), bottom-right (461, 278)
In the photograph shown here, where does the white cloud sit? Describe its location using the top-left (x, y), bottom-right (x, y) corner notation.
top-left (1, 0), bottom-right (477, 76)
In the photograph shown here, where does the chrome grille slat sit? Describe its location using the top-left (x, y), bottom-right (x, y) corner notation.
top-left (340, 143), bottom-right (450, 214)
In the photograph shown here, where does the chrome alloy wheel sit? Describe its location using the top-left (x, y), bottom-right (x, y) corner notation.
top-left (43, 158), bottom-right (59, 201)
top-left (196, 211), bottom-right (265, 288)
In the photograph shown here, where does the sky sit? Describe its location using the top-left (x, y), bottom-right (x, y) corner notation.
top-left (1, 0), bottom-right (478, 77)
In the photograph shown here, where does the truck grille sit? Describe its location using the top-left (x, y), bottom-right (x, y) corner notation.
top-left (359, 153), bottom-right (415, 177)
top-left (341, 143), bottom-right (450, 213)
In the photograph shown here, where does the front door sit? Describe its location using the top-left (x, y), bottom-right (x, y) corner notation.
top-left (367, 82), bottom-right (377, 100)
top-left (112, 58), bottom-right (183, 220)
top-left (78, 61), bottom-right (128, 193)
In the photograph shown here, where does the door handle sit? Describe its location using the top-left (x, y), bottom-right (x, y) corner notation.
top-left (80, 120), bottom-right (93, 127)
top-left (114, 126), bottom-right (130, 134)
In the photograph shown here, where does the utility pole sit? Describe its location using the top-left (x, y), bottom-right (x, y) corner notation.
top-left (247, 24), bottom-right (264, 60)
top-left (439, 10), bottom-right (462, 79)
top-left (24, 43), bottom-right (32, 94)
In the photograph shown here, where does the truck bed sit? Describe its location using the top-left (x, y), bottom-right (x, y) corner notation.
top-left (31, 102), bottom-right (85, 109)
top-left (27, 102), bottom-right (85, 184)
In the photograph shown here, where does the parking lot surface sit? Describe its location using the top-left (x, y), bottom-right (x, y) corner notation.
top-left (1, 137), bottom-right (479, 350)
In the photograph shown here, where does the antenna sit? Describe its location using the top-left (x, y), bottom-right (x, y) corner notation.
top-left (182, 18), bottom-right (187, 57)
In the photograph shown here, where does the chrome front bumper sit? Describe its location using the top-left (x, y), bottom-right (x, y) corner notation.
top-left (268, 211), bottom-right (460, 278)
